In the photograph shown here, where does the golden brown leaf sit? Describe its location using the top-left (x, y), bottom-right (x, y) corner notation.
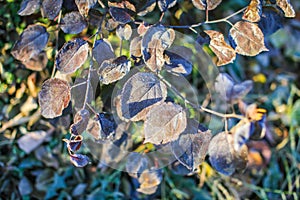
top-left (192, 0), bottom-right (222, 10)
top-left (276, 0), bottom-right (295, 18)
top-left (243, 0), bottom-right (262, 22)
top-left (38, 78), bottom-right (71, 118)
top-left (230, 21), bottom-right (268, 56)
top-left (205, 30), bottom-right (236, 66)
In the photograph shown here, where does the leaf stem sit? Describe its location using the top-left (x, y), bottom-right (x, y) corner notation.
top-left (51, 10), bottom-right (62, 78)
top-left (157, 74), bottom-right (244, 120)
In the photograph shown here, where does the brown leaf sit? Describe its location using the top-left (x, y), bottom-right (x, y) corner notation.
top-left (63, 135), bottom-right (83, 152)
top-left (70, 109), bottom-right (90, 135)
top-left (276, 0), bottom-right (295, 18)
top-left (23, 51), bottom-right (48, 71)
top-left (18, 131), bottom-right (48, 154)
top-left (230, 21), bottom-right (268, 56)
top-left (130, 36), bottom-right (142, 59)
top-left (192, 0), bottom-right (222, 10)
top-left (144, 102), bottom-right (187, 145)
top-left (75, 0), bottom-right (97, 17)
top-left (116, 24), bottom-right (132, 40)
top-left (142, 25), bottom-right (175, 72)
top-left (137, 169), bottom-right (162, 195)
top-left (108, 0), bottom-right (136, 12)
top-left (98, 56), bottom-right (130, 84)
top-left (205, 30), bottom-right (236, 66)
top-left (11, 24), bottom-right (49, 62)
top-left (243, 0), bottom-right (262, 22)
top-left (55, 38), bottom-right (89, 74)
top-left (120, 72), bottom-right (167, 121)
top-left (38, 78), bottom-right (71, 118)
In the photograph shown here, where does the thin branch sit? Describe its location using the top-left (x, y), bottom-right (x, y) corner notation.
top-left (51, 10), bottom-right (62, 78)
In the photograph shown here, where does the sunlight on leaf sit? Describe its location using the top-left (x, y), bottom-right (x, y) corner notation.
top-left (192, 0), bottom-right (222, 11)
top-left (70, 154), bottom-right (89, 167)
top-left (70, 109), bottom-right (90, 135)
top-left (230, 21), bottom-right (268, 56)
top-left (276, 0), bottom-right (295, 18)
top-left (243, 0), bottom-right (262, 23)
top-left (137, 169), bottom-right (162, 195)
top-left (158, 0), bottom-right (177, 12)
top-left (116, 24), bottom-right (132, 40)
top-left (144, 102), bottom-right (187, 145)
top-left (205, 30), bottom-right (236, 66)
top-left (63, 135), bottom-right (83, 152)
top-left (38, 78), bottom-right (71, 118)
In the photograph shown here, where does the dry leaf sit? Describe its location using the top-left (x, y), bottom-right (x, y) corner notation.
top-left (243, 0), bottom-right (262, 22)
top-left (98, 56), bottom-right (130, 84)
top-left (192, 0), bottom-right (222, 10)
top-left (11, 24), bottom-right (49, 62)
top-left (75, 0), bottom-right (97, 17)
top-left (70, 109), bottom-right (90, 135)
top-left (116, 24), bottom-right (132, 40)
top-left (137, 0), bottom-right (156, 16)
top-left (144, 102), bottom-right (187, 145)
top-left (61, 11), bottom-right (87, 34)
top-left (41, 0), bottom-right (63, 20)
top-left (137, 169), bottom-right (162, 195)
top-left (38, 78), bottom-right (71, 118)
top-left (18, 131), bottom-right (48, 154)
top-left (142, 25), bottom-right (175, 72)
top-left (23, 51), bottom-right (48, 71)
top-left (158, 0), bottom-right (177, 12)
top-left (230, 21), bottom-right (268, 56)
top-left (92, 39), bottom-right (115, 67)
top-left (276, 0), bottom-right (295, 18)
top-left (109, 7), bottom-right (132, 24)
top-left (205, 30), bottom-right (236, 66)
top-left (120, 72), bottom-right (167, 121)
top-left (18, 0), bottom-right (40, 16)
top-left (55, 38), bottom-right (89, 74)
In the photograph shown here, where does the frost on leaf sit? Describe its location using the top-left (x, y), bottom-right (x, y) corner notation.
top-left (98, 56), bottom-right (130, 84)
top-left (70, 154), bottom-right (89, 167)
top-left (192, 0), bottom-right (222, 10)
top-left (38, 78), bottom-right (71, 118)
top-left (126, 153), bottom-right (149, 178)
top-left (63, 135), bottom-right (83, 152)
top-left (41, 0), bottom-right (63, 20)
top-left (55, 38), bottom-right (89, 74)
top-left (18, 0), bottom-right (40, 16)
top-left (229, 21), bottom-right (268, 56)
top-left (276, 0), bottom-right (295, 18)
top-left (120, 72), bottom-right (167, 121)
top-left (109, 7), bottom-right (132, 24)
top-left (61, 12), bottom-right (87, 34)
top-left (142, 25), bottom-right (175, 72)
top-left (208, 132), bottom-right (248, 176)
top-left (70, 109), bottom-right (90, 135)
top-left (96, 112), bottom-right (117, 140)
top-left (214, 73), bottom-right (253, 104)
top-left (164, 46), bottom-right (193, 75)
top-left (108, 1), bottom-right (136, 12)
top-left (158, 0), bottom-right (177, 12)
top-left (130, 36), bottom-right (143, 65)
top-left (243, 0), bottom-right (262, 23)
top-left (75, 0), bottom-right (97, 17)
top-left (137, 169), bottom-right (162, 195)
top-left (116, 24), bottom-right (132, 40)
top-left (205, 30), bottom-right (236, 66)
top-left (137, 0), bottom-right (156, 16)
top-left (11, 24), bottom-right (49, 63)
top-left (144, 102), bottom-right (187, 145)
top-left (171, 119), bottom-right (212, 171)
top-left (93, 39), bottom-right (115, 68)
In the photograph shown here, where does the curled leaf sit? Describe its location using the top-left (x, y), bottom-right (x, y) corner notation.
top-left (55, 38), bottom-right (89, 74)
top-left (137, 169), bottom-right (162, 195)
top-left (109, 7), bottom-right (132, 24)
top-left (276, 0), bottom-right (295, 18)
top-left (70, 154), bottom-right (89, 167)
top-left (116, 24), bottom-right (132, 40)
top-left (61, 11), bottom-right (87, 34)
top-left (11, 24), bottom-right (49, 62)
top-left (18, 0), bottom-right (40, 16)
top-left (205, 30), bottom-right (236, 66)
top-left (208, 132), bottom-right (248, 176)
top-left (243, 0), bottom-right (262, 22)
top-left (92, 39), bottom-right (115, 67)
top-left (120, 72), bottom-right (167, 121)
top-left (192, 0), bottom-right (222, 10)
top-left (144, 102), bottom-right (187, 145)
top-left (70, 109), bottom-right (90, 135)
top-left (63, 135), bottom-right (83, 152)
top-left (229, 21), bottom-right (268, 56)
top-left (98, 56), bottom-right (130, 84)
top-left (38, 78), bottom-right (71, 118)
top-left (158, 0), bottom-right (177, 12)
top-left (142, 25), bottom-right (175, 72)
top-left (41, 0), bottom-right (63, 20)
top-left (171, 120), bottom-right (212, 171)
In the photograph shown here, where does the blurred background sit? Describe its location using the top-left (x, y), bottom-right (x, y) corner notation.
top-left (0, 0), bottom-right (300, 199)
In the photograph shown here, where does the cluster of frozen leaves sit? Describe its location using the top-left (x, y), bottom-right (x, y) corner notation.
top-left (11, 0), bottom-right (295, 196)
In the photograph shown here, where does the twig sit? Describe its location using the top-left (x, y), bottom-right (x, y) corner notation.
top-left (51, 10), bottom-right (62, 78)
